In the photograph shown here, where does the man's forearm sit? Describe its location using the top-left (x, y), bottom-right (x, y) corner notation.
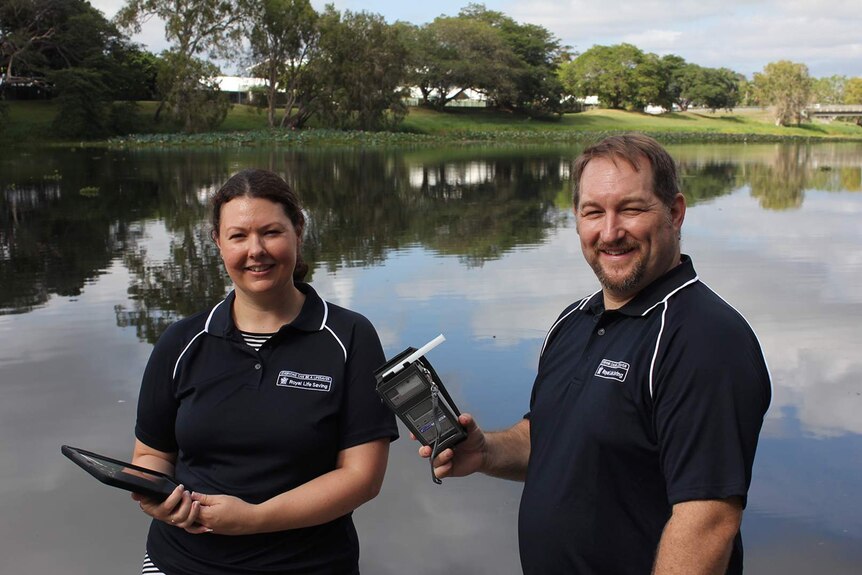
top-left (481, 419), bottom-right (531, 481)
top-left (652, 498), bottom-right (743, 575)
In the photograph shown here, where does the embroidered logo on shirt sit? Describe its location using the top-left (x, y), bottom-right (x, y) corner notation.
top-left (276, 370), bottom-right (333, 392)
top-left (595, 359), bottom-right (630, 382)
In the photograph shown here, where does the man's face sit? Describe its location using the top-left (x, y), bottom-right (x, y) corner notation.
top-left (575, 155), bottom-right (685, 309)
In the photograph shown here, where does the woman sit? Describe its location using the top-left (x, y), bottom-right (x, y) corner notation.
top-left (131, 169), bottom-right (398, 574)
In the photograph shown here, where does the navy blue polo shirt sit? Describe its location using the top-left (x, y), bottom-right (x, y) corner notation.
top-left (518, 256), bottom-right (771, 575)
top-left (135, 283), bottom-right (398, 575)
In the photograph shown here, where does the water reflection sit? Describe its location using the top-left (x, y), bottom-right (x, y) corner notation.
top-left (1, 142), bottom-right (861, 574)
top-left (4, 143), bottom-right (860, 321)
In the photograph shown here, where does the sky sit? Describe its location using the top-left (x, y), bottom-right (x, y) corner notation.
top-left (89, 0), bottom-right (862, 79)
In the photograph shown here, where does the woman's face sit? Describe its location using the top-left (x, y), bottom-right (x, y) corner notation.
top-left (214, 196), bottom-right (302, 301)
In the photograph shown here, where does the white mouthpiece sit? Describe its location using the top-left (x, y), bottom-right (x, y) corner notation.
top-left (382, 334), bottom-right (446, 379)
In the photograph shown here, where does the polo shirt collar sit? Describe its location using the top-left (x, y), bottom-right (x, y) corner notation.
top-left (585, 255), bottom-right (699, 317)
top-left (204, 282), bottom-right (327, 336)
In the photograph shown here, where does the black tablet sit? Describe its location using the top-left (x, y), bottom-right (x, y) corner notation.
top-left (61, 445), bottom-right (178, 501)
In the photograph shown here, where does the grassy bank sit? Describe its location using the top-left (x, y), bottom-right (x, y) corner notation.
top-left (402, 106), bottom-right (862, 140)
top-left (3, 100), bottom-right (862, 147)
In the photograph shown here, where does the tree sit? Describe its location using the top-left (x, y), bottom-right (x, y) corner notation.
top-left (48, 66), bottom-right (108, 137)
top-left (843, 77), bottom-right (862, 104)
top-left (313, 8), bottom-right (408, 131)
top-left (117, 0), bottom-right (245, 131)
top-left (753, 60), bottom-right (813, 126)
top-left (0, 0), bottom-right (155, 135)
top-left (684, 67), bottom-right (741, 112)
top-left (813, 75), bottom-right (846, 104)
top-left (457, 4), bottom-right (565, 116)
top-left (0, 0), bottom-right (56, 82)
top-left (559, 43), bottom-right (645, 110)
top-left (155, 50), bottom-right (230, 132)
top-left (658, 54), bottom-right (691, 111)
top-left (246, 0), bottom-right (319, 128)
top-left (1, 0), bottom-right (136, 97)
top-left (631, 52), bottom-right (670, 111)
top-left (405, 15), bottom-right (516, 109)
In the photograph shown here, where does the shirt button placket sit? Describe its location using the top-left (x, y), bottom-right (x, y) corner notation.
top-left (254, 362), bottom-right (263, 387)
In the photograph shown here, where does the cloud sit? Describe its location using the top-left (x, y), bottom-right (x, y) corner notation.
top-left (92, 0), bottom-right (862, 77)
top-left (506, 0), bottom-right (862, 76)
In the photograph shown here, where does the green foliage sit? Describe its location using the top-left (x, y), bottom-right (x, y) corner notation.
top-left (1, 0), bottom-right (117, 85)
top-left (116, 0), bottom-right (245, 58)
top-left (1, 0), bottom-right (59, 80)
top-left (813, 75), bottom-right (847, 105)
top-left (313, 8), bottom-right (409, 131)
top-left (155, 51), bottom-right (230, 133)
top-left (559, 46), bottom-right (744, 115)
top-left (117, 0), bottom-right (243, 132)
top-left (400, 5), bottom-right (564, 117)
top-left (457, 4), bottom-right (565, 116)
top-left (844, 77), bottom-right (862, 104)
top-left (47, 67), bottom-right (109, 139)
top-left (559, 43), bottom-right (646, 110)
top-left (753, 60), bottom-right (813, 126)
top-left (246, 0), bottom-right (319, 128)
top-left (103, 44), bottom-right (159, 101)
top-left (683, 67), bottom-right (741, 112)
top-left (406, 15), bottom-right (516, 109)
top-left (107, 100), bottom-right (145, 135)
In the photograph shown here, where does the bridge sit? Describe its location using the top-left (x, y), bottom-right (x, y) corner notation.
top-left (803, 104), bottom-right (862, 121)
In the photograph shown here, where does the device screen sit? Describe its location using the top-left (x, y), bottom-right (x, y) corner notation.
top-left (385, 372), bottom-right (427, 407)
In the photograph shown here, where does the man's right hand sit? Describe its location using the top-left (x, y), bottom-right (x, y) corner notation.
top-left (417, 413), bottom-right (486, 480)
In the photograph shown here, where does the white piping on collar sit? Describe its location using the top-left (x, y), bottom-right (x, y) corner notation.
top-left (539, 289), bottom-right (601, 358)
top-left (641, 276), bottom-right (699, 317)
top-left (318, 298), bottom-right (329, 331)
top-left (318, 300), bottom-right (347, 362)
top-left (173, 298), bottom-right (227, 380)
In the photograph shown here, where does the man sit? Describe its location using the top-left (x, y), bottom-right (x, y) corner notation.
top-left (421, 133), bottom-right (771, 574)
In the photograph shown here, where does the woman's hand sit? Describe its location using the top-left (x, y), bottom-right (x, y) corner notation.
top-left (190, 493), bottom-right (259, 535)
top-left (132, 485), bottom-right (207, 533)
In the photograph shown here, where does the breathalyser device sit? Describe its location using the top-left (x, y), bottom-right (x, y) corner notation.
top-left (375, 335), bottom-right (467, 484)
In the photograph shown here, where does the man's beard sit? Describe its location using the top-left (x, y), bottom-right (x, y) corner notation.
top-left (590, 246), bottom-right (648, 297)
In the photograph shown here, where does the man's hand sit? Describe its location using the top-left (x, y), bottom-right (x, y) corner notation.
top-left (417, 414), bottom-right (530, 482)
top-left (418, 413), bottom-right (486, 480)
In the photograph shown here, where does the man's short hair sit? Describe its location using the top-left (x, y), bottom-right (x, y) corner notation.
top-left (572, 133), bottom-right (681, 209)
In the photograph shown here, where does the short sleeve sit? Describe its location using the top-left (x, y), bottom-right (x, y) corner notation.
top-left (135, 325), bottom-right (183, 453)
top-left (652, 305), bottom-right (771, 507)
top-left (338, 315), bottom-right (399, 450)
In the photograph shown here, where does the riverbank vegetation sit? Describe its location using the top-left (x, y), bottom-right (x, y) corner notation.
top-left (4, 0), bottom-right (862, 143)
top-left (3, 100), bottom-right (862, 148)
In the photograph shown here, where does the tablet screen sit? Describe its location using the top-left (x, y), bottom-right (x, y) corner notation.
top-left (62, 445), bottom-right (178, 500)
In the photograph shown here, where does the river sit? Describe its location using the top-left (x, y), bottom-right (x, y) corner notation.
top-left (1, 141), bottom-right (860, 574)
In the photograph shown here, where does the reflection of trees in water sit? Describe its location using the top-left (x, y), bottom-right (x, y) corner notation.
top-left (744, 143), bottom-right (862, 210)
top-left (406, 157), bottom-right (567, 266)
top-left (0, 151), bottom-right (160, 315)
top-left (677, 162), bottom-right (739, 206)
top-left (275, 150), bottom-right (567, 270)
top-left (116, 223), bottom-right (229, 344)
top-left (113, 150), bottom-right (567, 341)
top-left (5, 144), bottom-right (860, 337)
top-left (109, 150), bottom-right (237, 343)
top-left (748, 145), bottom-right (809, 210)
